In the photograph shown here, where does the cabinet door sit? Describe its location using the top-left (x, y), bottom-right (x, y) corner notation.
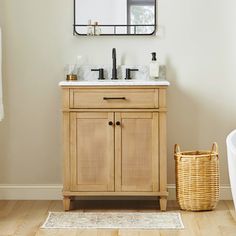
top-left (115, 112), bottom-right (159, 192)
top-left (70, 112), bottom-right (114, 192)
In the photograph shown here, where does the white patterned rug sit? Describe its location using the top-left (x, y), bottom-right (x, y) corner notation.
top-left (41, 212), bottom-right (184, 229)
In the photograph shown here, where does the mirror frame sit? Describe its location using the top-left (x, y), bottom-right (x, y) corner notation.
top-left (73, 0), bottom-right (157, 36)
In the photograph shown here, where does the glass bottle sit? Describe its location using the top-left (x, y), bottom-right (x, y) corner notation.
top-left (94, 22), bottom-right (101, 36)
top-left (87, 19), bottom-right (94, 36)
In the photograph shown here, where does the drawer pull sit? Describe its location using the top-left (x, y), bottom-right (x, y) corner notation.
top-left (103, 97), bottom-right (126, 100)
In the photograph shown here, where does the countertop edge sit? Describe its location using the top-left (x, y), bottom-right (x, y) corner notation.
top-left (59, 80), bottom-right (170, 87)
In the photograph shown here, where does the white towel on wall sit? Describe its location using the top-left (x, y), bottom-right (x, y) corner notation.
top-left (0, 28), bottom-right (4, 121)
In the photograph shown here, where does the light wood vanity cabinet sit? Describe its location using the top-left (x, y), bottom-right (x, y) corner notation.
top-left (61, 86), bottom-right (168, 211)
top-left (70, 112), bottom-right (115, 192)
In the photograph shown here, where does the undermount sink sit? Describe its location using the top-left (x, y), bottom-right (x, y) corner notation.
top-left (59, 79), bottom-right (170, 86)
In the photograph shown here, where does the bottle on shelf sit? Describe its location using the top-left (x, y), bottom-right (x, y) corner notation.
top-left (94, 22), bottom-right (101, 36)
top-left (87, 19), bottom-right (94, 36)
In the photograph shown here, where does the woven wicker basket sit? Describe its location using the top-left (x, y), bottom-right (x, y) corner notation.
top-left (174, 143), bottom-right (219, 211)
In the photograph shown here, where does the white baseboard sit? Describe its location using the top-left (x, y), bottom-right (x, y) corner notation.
top-left (0, 185), bottom-right (63, 200)
top-left (167, 184), bottom-right (233, 200)
top-left (0, 184), bottom-right (232, 200)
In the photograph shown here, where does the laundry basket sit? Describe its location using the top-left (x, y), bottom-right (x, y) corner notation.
top-left (174, 143), bottom-right (219, 211)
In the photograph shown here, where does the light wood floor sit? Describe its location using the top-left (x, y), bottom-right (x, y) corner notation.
top-left (0, 200), bottom-right (235, 236)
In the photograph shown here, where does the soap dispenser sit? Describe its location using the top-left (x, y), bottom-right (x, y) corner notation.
top-left (150, 52), bottom-right (159, 79)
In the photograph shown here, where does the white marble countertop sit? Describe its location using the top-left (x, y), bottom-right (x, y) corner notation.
top-left (59, 79), bottom-right (170, 87)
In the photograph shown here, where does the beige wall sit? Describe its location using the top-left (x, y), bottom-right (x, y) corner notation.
top-left (0, 0), bottom-right (235, 186)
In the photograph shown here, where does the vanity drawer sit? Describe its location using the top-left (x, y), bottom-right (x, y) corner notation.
top-left (70, 89), bottom-right (159, 108)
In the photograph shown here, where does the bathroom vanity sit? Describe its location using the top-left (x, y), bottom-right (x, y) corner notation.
top-left (60, 80), bottom-right (169, 211)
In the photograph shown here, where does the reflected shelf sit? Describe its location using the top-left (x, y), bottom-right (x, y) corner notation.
top-left (73, 24), bottom-right (156, 36)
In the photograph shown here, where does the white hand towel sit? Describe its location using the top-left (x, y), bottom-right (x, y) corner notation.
top-left (0, 28), bottom-right (4, 121)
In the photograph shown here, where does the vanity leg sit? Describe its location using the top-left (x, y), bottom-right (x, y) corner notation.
top-left (160, 197), bottom-right (167, 211)
top-left (63, 196), bottom-right (71, 211)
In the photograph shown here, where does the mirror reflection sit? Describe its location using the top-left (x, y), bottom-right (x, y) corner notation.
top-left (74, 0), bottom-right (156, 35)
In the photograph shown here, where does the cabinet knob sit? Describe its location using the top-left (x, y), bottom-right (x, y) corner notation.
top-left (108, 121), bottom-right (113, 126)
top-left (116, 121), bottom-right (121, 126)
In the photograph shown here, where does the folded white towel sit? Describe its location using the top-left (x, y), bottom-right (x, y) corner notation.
top-left (0, 28), bottom-right (4, 121)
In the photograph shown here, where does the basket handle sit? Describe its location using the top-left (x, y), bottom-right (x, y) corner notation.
top-left (211, 142), bottom-right (218, 153)
top-left (174, 144), bottom-right (181, 154)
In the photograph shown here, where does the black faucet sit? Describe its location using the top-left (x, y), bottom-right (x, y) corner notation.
top-left (91, 68), bottom-right (105, 80)
top-left (111, 48), bottom-right (118, 80)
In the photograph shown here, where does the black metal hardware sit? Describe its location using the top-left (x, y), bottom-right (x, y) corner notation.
top-left (73, 0), bottom-right (157, 36)
top-left (91, 68), bottom-right (105, 80)
top-left (108, 121), bottom-right (113, 126)
top-left (125, 68), bottom-right (139, 80)
top-left (116, 121), bottom-right (121, 126)
top-left (152, 52), bottom-right (157, 61)
top-left (103, 97), bottom-right (126, 100)
top-left (111, 48), bottom-right (118, 80)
